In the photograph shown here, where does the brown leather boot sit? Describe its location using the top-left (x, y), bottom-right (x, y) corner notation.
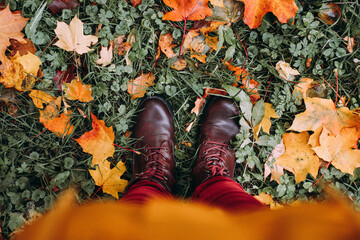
top-left (130, 96), bottom-right (175, 192)
top-left (191, 97), bottom-right (240, 188)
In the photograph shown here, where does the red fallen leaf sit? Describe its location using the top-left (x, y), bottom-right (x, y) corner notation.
top-left (48, 0), bottom-right (80, 15)
top-left (53, 65), bottom-right (75, 90)
top-left (8, 38), bottom-right (36, 57)
top-left (190, 87), bottom-right (227, 116)
top-left (131, 0), bottom-right (142, 7)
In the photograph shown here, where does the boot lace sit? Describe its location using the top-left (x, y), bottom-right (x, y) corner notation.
top-left (203, 141), bottom-right (231, 177)
top-left (137, 146), bottom-right (168, 181)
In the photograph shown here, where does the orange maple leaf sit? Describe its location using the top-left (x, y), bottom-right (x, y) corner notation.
top-left (63, 77), bottom-right (94, 102)
top-left (159, 33), bottom-right (177, 59)
top-left (162, 0), bottom-right (213, 22)
top-left (182, 30), bottom-right (218, 63)
top-left (89, 160), bottom-right (128, 199)
top-left (39, 97), bottom-right (74, 137)
top-left (225, 62), bottom-right (260, 102)
top-left (239, 0), bottom-right (298, 29)
top-left (170, 56), bottom-right (187, 70)
top-left (275, 132), bottom-right (319, 183)
top-left (288, 97), bottom-right (360, 136)
top-left (0, 5), bottom-right (28, 64)
top-left (74, 113), bottom-right (115, 166)
top-left (312, 127), bottom-right (360, 175)
top-left (127, 72), bottom-right (155, 100)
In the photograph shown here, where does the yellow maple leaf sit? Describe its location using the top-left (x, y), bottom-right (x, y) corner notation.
top-left (39, 97), bottom-right (74, 137)
top-left (264, 140), bottom-right (291, 184)
top-left (253, 103), bottom-right (279, 141)
top-left (63, 77), bottom-right (94, 102)
top-left (293, 78), bottom-right (327, 100)
top-left (0, 52), bottom-right (41, 91)
top-left (312, 127), bottom-right (360, 175)
top-left (288, 97), bottom-right (360, 136)
top-left (127, 72), bottom-right (155, 100)
top-left (0, 5), bottom-right (28, 64)
top-left (293, 78), bottom-right (314, 99)
top-left (74, 113), bottom-right (115, 166)
top-left (54, 15), bottom-right (98, 54)
top-left (29, 90), bottom-right (56, 109)
top-left (275, 132), bottom-right (319, 183)
top-left (89, 160), bottom-right (128, 199)
top-left (308, 126), bottom-right (323, 148)
top-left (254, 193), bottom-right (283, 209)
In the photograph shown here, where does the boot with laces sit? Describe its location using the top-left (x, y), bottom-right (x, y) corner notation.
top-left (191, 97), bottom-right (240, 188)
top-left (129, 96), bottom-right (175, 192)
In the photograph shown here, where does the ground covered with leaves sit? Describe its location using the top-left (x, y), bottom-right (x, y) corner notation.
top-left (1, 0), bottom-right (360, 237)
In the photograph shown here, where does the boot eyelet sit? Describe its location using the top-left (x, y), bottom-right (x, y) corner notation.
top-left (144, 148), bottom-right (148, 152)
top-left (145, 157), bottom-right (148, 161)
top-left (224, 153), bottom-right (227, 157)
top-left (203, 141), bottom-right (207, 145)
top-left (227, 146), bottom-right (231, 150)
top-left (165, 147), bottom-right (169, 152)
top-left (203, 151), bottom-right (207, 154)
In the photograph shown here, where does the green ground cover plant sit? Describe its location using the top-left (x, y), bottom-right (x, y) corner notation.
top-left (0, 0), bottom-right (360, 237)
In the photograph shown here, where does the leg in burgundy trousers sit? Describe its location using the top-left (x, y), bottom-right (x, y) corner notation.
top-left (192, 176), bottom-right (266, 212)
top-left (120, 180), bottom-right (173, 205)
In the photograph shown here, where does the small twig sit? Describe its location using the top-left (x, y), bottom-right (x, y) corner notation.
top-left (73, 52), bottom-right (79, 77)
top-left (334, 1), bottom-right (360, 6)
top-left (114, 143), bottom-right (140, 155)
top-left (334, 69), bottom-right (339, 107)
top-left (91, 186), bottom-right (103, 199)
top-left (179, 19), bottom-right (187, 56)
top-left (263, 76), bottom-right (273, 101)
top-left (232, 25), bottom-right (248, 69)
top-left (312, 161), bottom-right (331, 187)
top-left (322, 78), bottom-right (346, 106)
top-left (166, 21), bottom-right (190, 32)
top-left (39, 36), bottom-right (58, 57)
top-left (30, 128), bottom-right (47, 140)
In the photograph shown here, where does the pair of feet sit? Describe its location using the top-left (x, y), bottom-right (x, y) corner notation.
top-left (130, 96), bottom-right (240, 192)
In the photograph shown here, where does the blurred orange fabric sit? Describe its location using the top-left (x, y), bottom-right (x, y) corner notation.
top-left (13, 190), bottom-right (360, 240)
